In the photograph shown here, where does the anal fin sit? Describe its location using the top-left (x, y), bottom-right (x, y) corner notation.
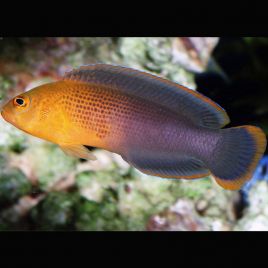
top-left (60, 144), bottom-right (97, 160)
top-left (122, 150), bottom-right (210, 179)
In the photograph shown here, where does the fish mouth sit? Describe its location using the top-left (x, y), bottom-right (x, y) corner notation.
top-left (0, 107), bottom-right (12, 124)
top-left (0, 108), bottom-right (5, 118)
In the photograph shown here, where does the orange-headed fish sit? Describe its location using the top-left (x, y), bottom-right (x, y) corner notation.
top-left (1, 64), bottom-right (267, 190)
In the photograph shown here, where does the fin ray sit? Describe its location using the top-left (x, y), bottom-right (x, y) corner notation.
top-left (209, 126), bottom-right (267, 190)
top-left (122, 150), bottom-right (210, 179)
top-left (60, 144), bottom-right (97, 160)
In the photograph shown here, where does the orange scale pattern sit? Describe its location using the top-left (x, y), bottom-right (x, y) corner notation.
top-left (62, 85), bottom-right (126, 139)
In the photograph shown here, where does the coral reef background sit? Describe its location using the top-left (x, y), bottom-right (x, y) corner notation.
top-left (0, 37), bottom-right (267, 231)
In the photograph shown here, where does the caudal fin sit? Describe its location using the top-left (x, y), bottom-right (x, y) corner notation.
top-left (209, 125), bottom-right (266, 190)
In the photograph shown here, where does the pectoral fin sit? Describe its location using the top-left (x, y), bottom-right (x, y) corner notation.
top-left (60, 144), bottom-right (97, 160)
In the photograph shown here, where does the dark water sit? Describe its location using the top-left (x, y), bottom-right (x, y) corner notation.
top-left (195, 37), bottom-right (268, 156)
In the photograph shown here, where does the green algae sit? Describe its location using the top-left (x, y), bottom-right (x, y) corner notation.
top-left (30, 191), bottom-right (79, 230)
top-left (0, 169), bottom-right (31, 205)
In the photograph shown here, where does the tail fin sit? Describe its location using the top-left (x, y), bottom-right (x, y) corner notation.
top-left (209, 125), bottom-right (266, 190)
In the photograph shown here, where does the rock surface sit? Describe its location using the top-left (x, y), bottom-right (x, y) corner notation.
top-left (0, 37), bottom-right (267, 231)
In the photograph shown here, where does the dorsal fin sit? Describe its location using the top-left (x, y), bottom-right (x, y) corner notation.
top-left (63, 64), bottom-right (230, 129)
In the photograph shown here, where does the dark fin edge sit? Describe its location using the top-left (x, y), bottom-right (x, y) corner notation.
top-left (137, 167), bottom-right (211, 180)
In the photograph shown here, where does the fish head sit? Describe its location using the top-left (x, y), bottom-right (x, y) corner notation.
top-left (1, 81), bottom-right (63, 141)
top-left (1, 90), bottom-right (39, 134)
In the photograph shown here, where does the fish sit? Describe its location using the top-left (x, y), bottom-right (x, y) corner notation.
top-left (1, 64), bottom-right (267, 190)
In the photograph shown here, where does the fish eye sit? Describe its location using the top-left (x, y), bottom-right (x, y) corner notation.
top-left (13, 96), bottom-right (27, 107)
